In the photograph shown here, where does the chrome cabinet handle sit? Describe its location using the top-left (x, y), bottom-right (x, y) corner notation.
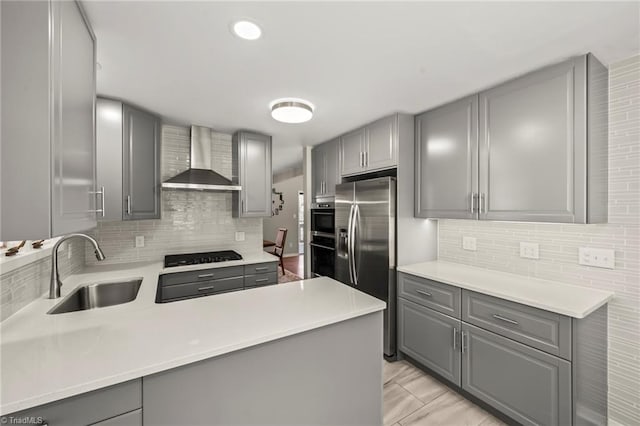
top-left (126, 195), bottom-right (132, 215)
top-left (197, 285), bottom-right (215, 291)
top-left (480, 193), bottom-right (486, 214)
top-left (492, 314), bottom-right (519, 325)
top-left (359, 152), bottom-right (363, 168)
top-left (415, 289), bottom-right (432, 298)
top-left (197, 273), bottom-right (215, 278)
top-left (254, 278), bottom-right (269, 283)
top-left (89, 186), bottom-right (105, 217)
top-left (461, 331), bottom-right (467, 353)
top-left (364, 151), bottom-right (368, 167)
top-left (470, 192), bottom-right (476, 214)
top-left (453, 327), bottom-right (459, 351)
top-left (254, 267), bottom-right (268, 271)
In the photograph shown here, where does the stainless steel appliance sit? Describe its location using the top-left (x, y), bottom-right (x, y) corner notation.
top-left (310, 202), bottom-right (335, 278)
top-left (335, 177), bottom-right (396, 358)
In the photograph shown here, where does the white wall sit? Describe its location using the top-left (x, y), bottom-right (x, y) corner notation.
top-left (437, 55), bottom-right (640, 425)
top-left (263, 174), bottom-right (303, 256)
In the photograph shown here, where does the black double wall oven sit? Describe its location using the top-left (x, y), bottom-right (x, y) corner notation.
top-left (310, 203), bottom-right (335, 278)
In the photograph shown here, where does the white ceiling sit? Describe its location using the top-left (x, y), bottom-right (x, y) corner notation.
top-left (84, 1), bottom-right (640, 173)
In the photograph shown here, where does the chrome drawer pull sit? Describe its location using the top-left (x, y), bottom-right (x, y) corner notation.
top-left (254, 278), bottom-right (269, 283)
top-left (492, 314), bottom-right (519, 325)
top-left (415, 289), bottom-right (432, 297)
top-left (197, 286), bottom-right (215, 291)
top-left (197, 273), bottom-right (215, 278)
top-left (254, 267), bottom-right (269, 271)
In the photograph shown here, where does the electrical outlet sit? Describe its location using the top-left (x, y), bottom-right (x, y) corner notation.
top-left (520, 242), bottom-right (539, 259)
top-left (235, 231), bottom-right (245, 242)
top-left (462, 236), bottom-right (477, 251)
top-left (135, 236), bottom-right (145, 248)
top-left (579, 247), bottom-right (615, 269)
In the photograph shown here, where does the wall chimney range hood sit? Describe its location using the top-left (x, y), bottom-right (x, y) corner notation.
top-left (162, 126), bottom-right (241, 191)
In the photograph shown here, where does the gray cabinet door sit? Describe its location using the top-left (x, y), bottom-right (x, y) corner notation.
top-left (340, 127), bottom-right (366, 176)
top-left (324, 138), bottom-right (340, 198)
top-left (366, 115), bottom-right (397, 171)
top-left (478, 57), bottom-right (586, 223)
top-left (50, 0), bottom-right (97, 235)
top-left (92, 409), bottom-right (142, 426)
top-left (461, 323), bottom-right (572, 426)
top-left (122, 105), bottom-right (161, 220)
top-left (96, 98), bottom-right (124, 221)
top-left (415, 95), bottom-right (478, 219)
top-left (398, 298), bottom-right (461, 385)
top-left (233, 132), bottom-right (272, 217)
top-left (311, 144), bottom-right (326, 200)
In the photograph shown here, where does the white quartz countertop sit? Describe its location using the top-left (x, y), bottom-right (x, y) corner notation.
top-left (0, 257), bottom-right (385, 415)
top-left (397, 261), bottom-right (613, 319)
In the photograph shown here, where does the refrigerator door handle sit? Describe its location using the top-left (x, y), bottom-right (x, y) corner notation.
top-left (346, 204), bottom-right (355, 285)
top-left (352, 204), bottom-right (360, 286)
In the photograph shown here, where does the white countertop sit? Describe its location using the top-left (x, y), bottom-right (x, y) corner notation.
top-left (0, 258), bottom-right (385, 415)
top-left (397, 261), bottom-right (613, 319)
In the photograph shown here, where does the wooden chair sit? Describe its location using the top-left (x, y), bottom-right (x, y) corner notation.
top-left (272, 228), bottom-right (288, 274)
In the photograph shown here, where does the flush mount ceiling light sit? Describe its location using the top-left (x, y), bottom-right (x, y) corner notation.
top-left (270, 98), bottom-right (314, 124)
top-left (232, 20), bottom-right (262, 40)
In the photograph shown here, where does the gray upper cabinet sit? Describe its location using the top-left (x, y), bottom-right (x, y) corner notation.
top-left (366, 115), bottom-right (398, 171)
top-left (312, 138), bottom-right (340, 201)
top-left (461, 323), bottom-right (572, 426)
top-left (415, 54), bottom-right (608, 223)
top-left (340, 115), bottom-right (399, 177)
top-left (96, 99), bottom-right (161, 221)
top-left (232, 131), bottom-right (272, 217)
top-left (1, 0), bottom-right (97, 240)
top-left (123, 105), bottom-right (162, 220)
top-left (415, 95), bottom-right (478, 219)
top-left (340, 127), bottom-right (367, 176)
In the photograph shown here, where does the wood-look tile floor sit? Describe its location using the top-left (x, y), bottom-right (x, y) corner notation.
top-left (384, 360), bottom-right (508, 426)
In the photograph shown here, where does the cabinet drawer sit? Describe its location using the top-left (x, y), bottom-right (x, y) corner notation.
top-left (161, 276), bottom-right (244, 301)
top-left (160, 266), bottom-right (244, 287)
top-left (244, 262), bottom-right (277, 275)
top-left (399, 273), bottom-right (461, 317)
top-left (244, 272), bottom-right (278, 288)
top-left (6, 380), bottom-right (141, 426)
top-left (92, 409), bottom-right (142, 426)
top-left (462, 290), bottom-right (571, 360)
top-left (462, 323), bottom-right (572, 426)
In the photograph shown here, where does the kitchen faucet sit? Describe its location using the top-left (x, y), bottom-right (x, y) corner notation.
top-left (50, 234), bottom-right (106, 299)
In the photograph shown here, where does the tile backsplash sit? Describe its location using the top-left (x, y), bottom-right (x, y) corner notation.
top-left (0, 239), bottom-right (84, 321)
top-left (86, 125), bottom-right (262, 265)
top-left (438, 55), bottom-right (640, 426)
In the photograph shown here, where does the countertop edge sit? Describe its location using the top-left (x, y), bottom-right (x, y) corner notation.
top-left (0, 304), bottom-right (384, 415)
top-left (397, 262), bottom-right (615, 319)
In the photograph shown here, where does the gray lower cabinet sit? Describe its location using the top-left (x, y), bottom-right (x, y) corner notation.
top-left (415, 95), bottom-right (478, 219)
top-left (1, 0), bottom-right (97, 240)
top-left (97, 98), bottom-right (162, 221)
top-left (398, 272), bottom-right (608, 426)
top-left (414, 53), bottom-right (608, 223)
top-left (312, 138), bottom-right (340, 201)
top-left (3, 380), bottom-right (141, 426)
top-left (461, 323), bottom-right (572, 426)
top-left (398, 298), bottom-right (461, 384)
top-left (232, 131), bottom-right (272, 217)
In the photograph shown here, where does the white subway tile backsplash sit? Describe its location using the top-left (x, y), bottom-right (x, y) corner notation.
top-left (437, 55), bottom-right (640, 425)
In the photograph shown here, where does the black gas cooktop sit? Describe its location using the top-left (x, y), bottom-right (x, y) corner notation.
top-left (164, 250), bottom-right (243, 268)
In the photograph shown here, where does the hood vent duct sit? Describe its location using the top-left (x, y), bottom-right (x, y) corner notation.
top-left (162, 126), bottom-right (241, 191)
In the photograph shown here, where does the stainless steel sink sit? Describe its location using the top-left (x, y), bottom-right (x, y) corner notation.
top-left (48, 278), bottom-right (142, 314)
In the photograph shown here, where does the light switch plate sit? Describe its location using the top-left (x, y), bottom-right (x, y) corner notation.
top-left (520, 242), bottom-right (539, 259)
top-left (462, 236), bottom-right (477, 251)
top-left (235, 231), bottom-right (245, 242)
top-left (135, 236), bottom-right (145, 248)
top-left (579, 247), bottom-right (615, 269)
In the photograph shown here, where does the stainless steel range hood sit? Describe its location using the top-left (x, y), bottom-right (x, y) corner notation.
top-left (162, 126), bottom-right (241, 191)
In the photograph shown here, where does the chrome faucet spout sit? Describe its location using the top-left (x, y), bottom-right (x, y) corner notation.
top-left (50, 234), bottom-right (106, 299)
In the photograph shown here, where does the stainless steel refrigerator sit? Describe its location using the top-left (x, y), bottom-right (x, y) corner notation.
top-left (335, 176), bottom-right (396, 358)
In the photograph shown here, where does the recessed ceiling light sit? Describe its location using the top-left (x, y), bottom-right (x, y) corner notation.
top-left (270, 99), bottom-right (314, 124)
top-left (232, 20), bottom-right (262, 40)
